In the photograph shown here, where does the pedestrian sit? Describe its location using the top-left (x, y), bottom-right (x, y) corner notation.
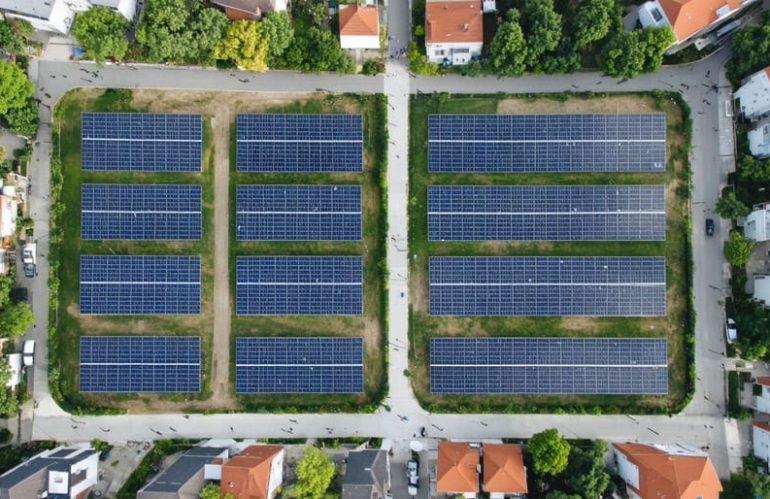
top-left (230, 426), bottom-right (234, 432)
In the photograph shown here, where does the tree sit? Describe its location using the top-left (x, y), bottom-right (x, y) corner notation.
top-left (0, 20), bottom-right (28, 55)
top-left (407, 42), bottom-right (440, 75)
top-left (738, 154), bottom-right (770, 182)
top-left (188, 6), bottom-right (230, 65)
top-left (724, 230), bottom-right (754, 267)
top-left (214, 20), bottom-right (268, 71)
top-left (199, 483), bottom-right (222, 499)
top-left (572, 0), bottom-right (615, 48)
top-left (734, 299), bottom-right (770, 360)
top-left (0, 301), bottom-right (34, 339)
top-left (726, 11), bottom-right (770, 84)
top-left (546, 492), bottom-right (581, 499)
top-left (5, 98), bottom-right (38, 137)
top-left (90, 439), bottom-right (110, 452)
top-left (282, 27), bottom-right (353, 73)
top-left (637, 26), bottom-right (675, 72)
top-left (0, 361), bottom-right (19, 416)
top-left (528, 428), bottom-right (570, 476)
top-left (601, 31), bottom-right (645, 78)
top-left (715, 190), bottom-right (750, 219)
top-left (745, 469), bottom-right (770, 499)
top-left (561, 440), bottom-right (611, 498)
top-left (0, 274), bottom-right (13, 309)
top-left (292, 447), bottom-right (335, 498)
top-left (260, 11), bottom-right (294, 66)
top-left (489, 10), bottom-right (528, 76)
top-left (71, 7), bottom-right (129, 64)
top-left (0, 60), bottom-right (33, 116)
top-left (521, 0), bottom-right (562, 68)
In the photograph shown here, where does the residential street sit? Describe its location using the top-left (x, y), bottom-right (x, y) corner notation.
top-left (18, 37), bottom-right (743, 477)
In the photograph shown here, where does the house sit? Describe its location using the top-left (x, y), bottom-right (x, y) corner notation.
top-left (752, 420), bottom-right (770, 462)
top-left (482, 444), bottom-right (527, 498)
top-left (748, 118), bottom-right (770, 159)
top-left (0, 443), bottom-right (99, 499)
top-left (754, 377), bottom-right (770, 413)
top-left (637, 0), bottom-right (758, 53)
top-left (0, 191), bottom-right (18, 240)
top-left (210, 0), bottom-right (287, 20)
top-left (137, 446), bottom-right (230, 499)
top-left (735, 66), bottom-right (770, 122)
top-left (218, 445), bottom-right (284, 499)
top-left (4, 353), bottom-right (21, 389)
top-left (0, 0), bottom-right (136, 34)
top-left (744, 202), bottom-right (770, 242)
top-left (753, 275), bottom-right (770, 306)
top-left (339, 5), bottom-right (380, 50)
top-left (342, 449), bottom-right (390, 499)
top-left (436, 442), bottom-right (480, 497)
top-left (425, 0), bottom-right (483, 66)
top-left (612, 442), bottom-right (722, 499)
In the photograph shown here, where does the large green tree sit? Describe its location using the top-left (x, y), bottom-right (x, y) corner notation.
top-left (738, 154), bottom-right (770, 182)
top-left (521, 0), bottom-right (562, 68)
top-left (214, 20), bottom-right (268, 71)
top-left (572, 0), bottom-right (615, 48)
top-left (715, 190), bottom-right (750, 220)
top-left (638, 26), bottom-right (675, 72)
top-left (734, 299), bottom-right (770, 360)
top-left (0, 361), bottom-right (18, 416)
top-left (4, 98), bottom-right (38, 138)
top-left (282, 27), bottom-right (353, 73)
top-left (0, 301), bottom-right (34, 339)
top-left (292, 447), bottom-right (335, 498)
top-left (528, 428), bottom-right (570, 476)
top-left (727, 11), bottom-right (770, 84)
top-left (71, 7), bottom-right (129, 64)
top-left (724, 230), bottom-right (754, 267)
top-left (601, 31), bottom-right (645, 78)
top-left (260, 11), bottom-right (294, 66)
top-left (489, 10), bottom-right (528, 76)
top-left (0, 60), bottom-right (33, 117)
top-left (561, 440), bottom-right (611, 498)
top-left (0, 20), bottom-right (29, 55)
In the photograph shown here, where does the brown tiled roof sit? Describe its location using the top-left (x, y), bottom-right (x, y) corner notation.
top-left (658, 0), bottom-right (742, 41)
top-left (436, 442), bottom-right (480, 493)
top-left (753, 420), bottom-right (770, 433)
top-left (425, 1), bottom-right (483, 44)
top-left (765, 67), bottom-right (770, 81)
top-left (482, 444), bottom-right (527, 494)
top-left (756, 376), bottom-right (770, 387)
top-left (339, 5), bottom-right (379, 37)
top-left (211, 0), bottom-right (277, 16)
top-left (220, 445), bottom-right (283, 499)
top-left (613, 443), bottom-right (722, 499)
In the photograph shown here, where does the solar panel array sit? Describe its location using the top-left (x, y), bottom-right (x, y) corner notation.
top-left (430, 337), bottom-right (668, 394)
top-left (428, 185), bottom-right (665, 241)
top-left (81, 184), bottom-right (202, 240)
top-left (81, 112), bottom-right (202, 171)
top-left (428, 114), bottom-right (666, 172)
top-left (79, 336), bottom-right (200, 392)
top-left (236, 256), bottom-right (363, 315)
top-left (80, 255), bottom-right (201, 314)
top-left (236, 185), bottom-right (361, 241)
top-left (236, 114), bottom-right (363, 172)
top-left (429, 256), bottom-right (666, 316)
top-left (235, 337), bottom-right (363, 393)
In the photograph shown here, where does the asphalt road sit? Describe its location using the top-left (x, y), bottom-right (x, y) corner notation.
top-left (19, 44), bottom-right (741, 476)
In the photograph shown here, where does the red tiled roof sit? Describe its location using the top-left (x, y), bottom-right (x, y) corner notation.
top-left (436, 442), bottom-right (480, 493)
top-left (756, 376), bottom-right (770, 387)
top-left (482, 444), bottom-right (527, 494)
top-left (220, 445), bottom-right (283, 499)
top-left (658, 0), bottom-right (742, 41)
top-left (339, 5), bottom-right (379, 37)
top-left (425, 1), bottom-right (483, 44)
top-left (753, 420), bottom-right (770, 433)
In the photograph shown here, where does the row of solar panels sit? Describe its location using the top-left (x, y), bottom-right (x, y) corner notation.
top-left (81, 112), bottom-right (364, 172)
top-left (81, 184), bottom-right (363, 241)
top-left (78, 336), bottom-right (667, 394)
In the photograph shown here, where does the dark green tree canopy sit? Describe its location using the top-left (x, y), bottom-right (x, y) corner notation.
top-left (71, 7), bottom-right (129, 64)
top-left (0, 60), bottom-right (33, 117)
top-left (572, 0), bottom-right (615, 48)
top-left (489, 9), bottom-right (528, 76)
top-left (521, 0), bottom-right (563, 67)
top-left (528, 428), bottom-right (571, 476)
top-left (260, 11), bottom-right (294, 66)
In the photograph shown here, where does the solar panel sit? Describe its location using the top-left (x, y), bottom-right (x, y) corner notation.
top-left (429, 337), bottom-right (668, 394)
top-left (236, 256), bottom-right (362, 315)
top-left (428, 185), bottom-right (666, 241)
top-left (81, 112), bottom-right (202, 171)
top-left (80, 255), bottom-right (201, 314)
top-left (236, 185), bottom-right (361, 241)
top-left (429, 256), bottom-right (666, 316)
top-left (79, 336), bottom-right (200, 392)
top-left (235, 337), bottom-right (364, 393)
top-left (81, 184), bottom-right (202, 240)
top-left (236, 114), bottom-right (363, 172)
top-left (428, 114), bottom-right (666, 172)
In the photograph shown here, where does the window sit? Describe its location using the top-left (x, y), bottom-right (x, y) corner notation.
top-left (651, 8), bottom-right (663, 22)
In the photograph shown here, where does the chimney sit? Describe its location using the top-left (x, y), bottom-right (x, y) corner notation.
top-left (463, 23), bottom-right (469, 31)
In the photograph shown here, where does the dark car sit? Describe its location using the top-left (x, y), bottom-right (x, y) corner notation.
top-left (706, 218), bottom-right (715, 236)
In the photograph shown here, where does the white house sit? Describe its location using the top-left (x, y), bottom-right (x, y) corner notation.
top-left (637, 0), bottom-right (758, 53)
top-left (754, 275), bottom-right (770, 306)
top-left (735, 66), bottom-right (770, 122)
top-left (4, 353), bottom-right (21, 389)
top-left (0, 443), bottom-right (99, 499)
top-left (0, 191), bottom-right (18, 240)
top-left (753, 420), bottom-right (770, 462)
top-left (748, 118), bottom-right (770, 159)
top-left (0, 0), bottom-right (136, 35)
top-left (425, 0), bottom-right (483, 66)
top-left (339, 4), bottom-right (379, 50)
top-left (755, 377), bottom-right (770, 413)
top-left (744, 202), bottom-right (770, 242)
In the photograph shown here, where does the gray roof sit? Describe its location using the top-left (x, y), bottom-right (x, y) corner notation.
top-left (0, 447), bottom-right (98, 492)
top-left (0, 0), bottom-right (55, 18)
top-left (140, 447), bottom-right (227, 493)
top-left (342, 450), bottom-right (389, 499)
top-left (210, 0), bottom-right (277, 15)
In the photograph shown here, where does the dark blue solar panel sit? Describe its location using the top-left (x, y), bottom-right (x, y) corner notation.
top-left (236, 185), bottom-right (361, 241)
top-left (429, 337), bottom-right (668, 394)
top-left (428, 185), bottom-right (665, 241)
top-left (236, 114), bottom-right (362, 172)
top-left (235, 337), bottom-right (363, 393)
top-left (428, 114), bottom-right (666, 172)
top-left (80, 255), bottom-right (201, 314)
top-left (81, 112), bottom-right (201, 171)
top-left (79, 336), bottom-right (200, 392)
top-left (236, 256), bottom-right (362, 315)
top-left (429, 256), bottom-right (666, 316)
top-left (81, 184), bottom-right (202, 240)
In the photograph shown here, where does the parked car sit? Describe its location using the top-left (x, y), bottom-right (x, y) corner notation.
top-left (406, 459), bottom-right (419, 496)
top-left (706, 218), bottom-right (715, 236)
top-left (726, 318), bottom-right (737, 344)
top-left (22, 243), bottom-right (36, 278)
top-left (22, 340), bottom-right (35, 367)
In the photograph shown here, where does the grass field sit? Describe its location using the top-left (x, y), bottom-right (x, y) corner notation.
top-left (408, 92), bottom-right (693, 414)
top-left (230, 95), bottom-right (389, 412)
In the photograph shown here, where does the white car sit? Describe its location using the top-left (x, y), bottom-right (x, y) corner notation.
top-left (725, 318), bottom-right (737, 344)
top-left (22, 340), bottom-right (35, 367)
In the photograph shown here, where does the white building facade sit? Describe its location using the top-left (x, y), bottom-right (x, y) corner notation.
top-left (0, 0), bottom-right (136, 34)
top-left (735, 67), bottom-right (770, 122)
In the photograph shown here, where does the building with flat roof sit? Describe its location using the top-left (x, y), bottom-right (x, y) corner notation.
top-left (744, 202), bottom-right (770, 242)
top-left (342, 449), bottom-right (390, 499)
top-left (0, 0), bottom-right (136, 34)
top-left (735, 66), bottom-right (770, 122)
top-left (137, 446), bottom-right (230, 499)
top-left (753, 420), bottom-right (770, 462)
top-left (748, 118), bottom-right (770, 159)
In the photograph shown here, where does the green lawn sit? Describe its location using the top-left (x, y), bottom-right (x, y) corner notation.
top-left (408, 92), bottom-right (693, 414)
